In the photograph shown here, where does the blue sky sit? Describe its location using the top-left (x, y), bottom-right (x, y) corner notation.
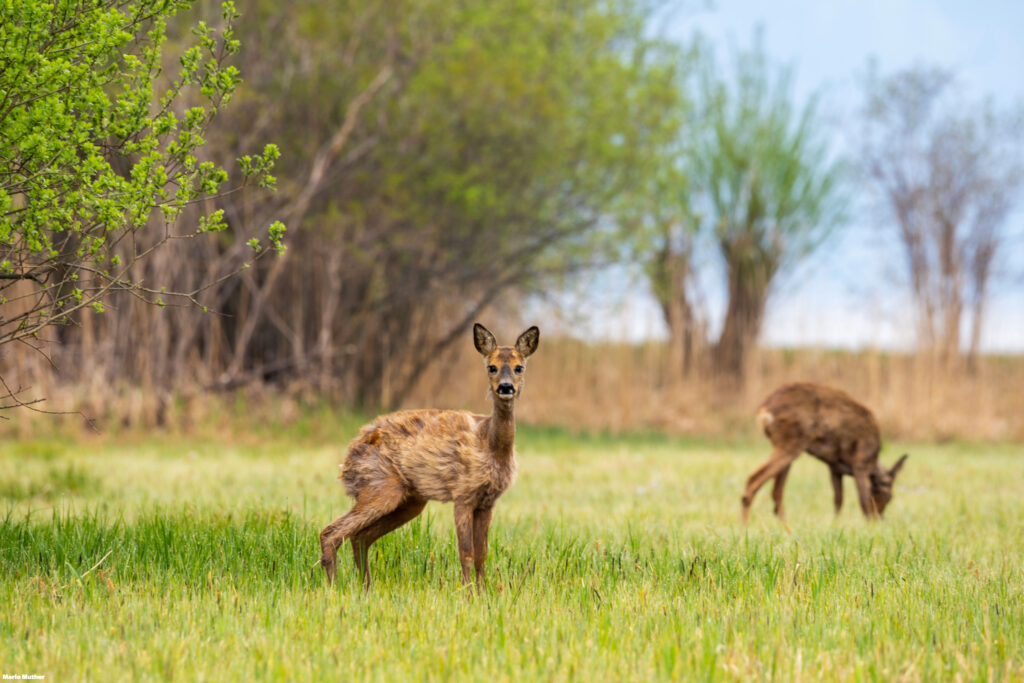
top-left (549, 0), bottom-right (1024, 351)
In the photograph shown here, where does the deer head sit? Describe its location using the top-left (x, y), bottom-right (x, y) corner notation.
top-left (870, 454), bottom-right (909, 516)
top-left (473, 323), bottom-right (539, 401)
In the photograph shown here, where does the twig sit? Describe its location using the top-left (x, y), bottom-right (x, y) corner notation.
top-left (61, 549), bottom-right (113, 589)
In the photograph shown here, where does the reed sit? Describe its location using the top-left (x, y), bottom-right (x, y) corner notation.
top-left (2, 338), bottom-right (1021, 442)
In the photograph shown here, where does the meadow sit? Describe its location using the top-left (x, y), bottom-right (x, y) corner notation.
top-left (1, 415), bottom-right (1022, 681)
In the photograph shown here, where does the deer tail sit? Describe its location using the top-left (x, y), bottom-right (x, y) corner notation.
top-left (756, 407), bottom-right (774, 434)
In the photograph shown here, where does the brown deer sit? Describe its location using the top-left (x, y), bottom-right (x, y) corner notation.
top-left (318, 323), bottom-right (539, 589)
top-left (741, 382), bottom-right (908, 522)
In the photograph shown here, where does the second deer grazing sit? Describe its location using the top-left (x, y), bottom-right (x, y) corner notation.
top-left (319, 323), bottom-right (539, 589)
top-left (741, 382), bottom-right (908, 522)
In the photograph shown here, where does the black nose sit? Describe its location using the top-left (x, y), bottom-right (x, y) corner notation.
top-left (496, 383), bottom-right (515, 396)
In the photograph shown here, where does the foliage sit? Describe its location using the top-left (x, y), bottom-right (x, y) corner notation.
top-left (613, 42), bottom-right (701, 376)
top-left (695, 38), bottom-right (847, 380)
top-left (18, 0), bottom-right (688, 409)
top-left (0, 0), bottom-right (282, 385)
top-left (1, 432), bottom-right (1021, 679)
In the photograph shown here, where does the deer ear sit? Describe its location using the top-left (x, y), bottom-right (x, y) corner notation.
top-left (473, 323), bottom-right (497, 355)
top-left (890, 454), bottom-right (908, 478)
top-left (515, 326), bottom-right (539, 357)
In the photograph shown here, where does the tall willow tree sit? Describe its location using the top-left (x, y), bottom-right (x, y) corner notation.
top-left (695, 42), bottom-right (847, 382)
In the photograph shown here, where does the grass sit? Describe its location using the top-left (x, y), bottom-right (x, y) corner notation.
top-left (1, 425), bottom-right (1022, 681)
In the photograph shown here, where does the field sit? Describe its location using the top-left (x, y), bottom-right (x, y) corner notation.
top-left (1, 416), bottom-right (1022, 681)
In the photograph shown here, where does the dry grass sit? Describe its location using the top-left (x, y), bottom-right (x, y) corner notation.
top-left (411, 338), bottom-right (1024, 442)
top-left (2, 337), bottom-right (1022, 442)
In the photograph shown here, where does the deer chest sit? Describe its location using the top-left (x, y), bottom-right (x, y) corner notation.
top-left (474, 461), bottom-right (517, 509)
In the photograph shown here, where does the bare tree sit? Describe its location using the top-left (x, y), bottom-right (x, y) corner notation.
top-left (860, 66), bottom-right (1024, 369)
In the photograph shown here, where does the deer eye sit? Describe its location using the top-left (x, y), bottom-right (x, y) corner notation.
top-left (487, 365), bottom-right (498, 374)
top-left (514, 365), bottom-right (524, 374)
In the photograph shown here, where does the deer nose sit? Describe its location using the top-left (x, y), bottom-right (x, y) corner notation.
top-left (496, 382), bottom-right (515, 396)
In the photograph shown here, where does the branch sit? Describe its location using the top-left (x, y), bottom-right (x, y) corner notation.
top-left (0, 271), bottom-right (48, 284)
top-left (285, 65), bottom-right (393, 226)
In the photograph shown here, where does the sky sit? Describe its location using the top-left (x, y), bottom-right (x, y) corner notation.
top-left (549, 0), bottom-right (1024, 351)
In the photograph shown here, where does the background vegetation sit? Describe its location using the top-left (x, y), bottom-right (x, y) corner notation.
top-left (2, 0), bottom-right (1019, 439)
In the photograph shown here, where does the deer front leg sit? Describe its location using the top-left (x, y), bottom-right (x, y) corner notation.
top-left (830, 468), bottom-right (844, 516)
top-left (472, 506), bottom-right (494, 590)
top-left (453, 503), bottom-right (476, 586)
top-left (852, 469), bottom-right (878, 519)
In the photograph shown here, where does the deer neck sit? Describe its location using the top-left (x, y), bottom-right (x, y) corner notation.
top-left (486, 397), bottom-right (516, 462)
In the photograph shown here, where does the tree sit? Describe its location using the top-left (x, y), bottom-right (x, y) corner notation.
top-left (617, 138), bottom-right (705, 379)
top-left (694, 41), bottom-right (846, 382)
top-left (228, 0), bottom-right (688, 407)
top-left (641, 165), bottom-right (704, 378)
top-left (30, 0), bottom-right (686, 414)
top-left (0, 0), bottom-right (282, 410)
top-left (615, 43), bottom-right (700, 379)
top-left (860, 66), bottom-right (1024, 369)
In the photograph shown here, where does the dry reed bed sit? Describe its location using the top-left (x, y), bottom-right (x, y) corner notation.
top-left (1, 338), bottom-right (1021, 442)
top-left (414, 339), bottom-right (1024, 442)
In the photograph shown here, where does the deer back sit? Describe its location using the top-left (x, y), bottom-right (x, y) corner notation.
top-left (340, 408), bottom-right (512, 504)
top-left (760, 383), bottom-right (881, 466)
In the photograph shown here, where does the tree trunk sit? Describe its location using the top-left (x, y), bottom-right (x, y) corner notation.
top-left (650, 224), bottom-right (700, 381)
top-left (714, 258), bottom-right (771, 384)
top-left (655, 257), bottom-right (697, 379)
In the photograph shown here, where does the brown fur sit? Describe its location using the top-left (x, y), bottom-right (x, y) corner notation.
top-left (741, 382), bottom-right (908, 522)
top-left (319, 323), bottom-right (539, 589)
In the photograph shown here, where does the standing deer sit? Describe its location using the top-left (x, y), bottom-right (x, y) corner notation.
top-left (319, 323), bottom-right (539, 589)
top-left (741, 382), bottom-right (908, 522)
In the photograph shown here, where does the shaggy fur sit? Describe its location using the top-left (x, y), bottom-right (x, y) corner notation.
top-left (741, 382), bottom-right (908, 521)
top-left (319, 323), bottom-right (539, 588)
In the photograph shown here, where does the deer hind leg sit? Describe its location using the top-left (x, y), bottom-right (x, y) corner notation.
top-left (471, 506), bottom-right (494, 590)
top-left (350, 496), bottom-right (427, 589)
top-left (742, 448), bottom-right (799, 522)
top-left (319, 477), bottom-right (406, 584)
top-left (830, 468), bottom-right (844, 516)
top-left (771, 464), bottom-right (792, 520)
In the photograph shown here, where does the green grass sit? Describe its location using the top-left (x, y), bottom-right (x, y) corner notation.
top-left (1, 427), bottom-right (1022, 681)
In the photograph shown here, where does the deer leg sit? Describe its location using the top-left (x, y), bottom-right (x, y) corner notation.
top-left (852, 469), bottom-right (878, 519)
top-left (350, 497), bottom-right (427, 589)
top-left (472, 506), bottom-right (494, 590)
top-left (453, 502), bottom-right (476, 587)
top-left (319, 479), bottom-right (406, 584)
top-left (830, 468), bottom-right (844, 515)
top-left (742, 448), bottom-right (799, 522)
top-left (771, 464), bottom-right (791, 520)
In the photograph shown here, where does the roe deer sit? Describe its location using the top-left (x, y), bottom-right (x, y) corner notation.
top-left (319, 323), bottom-right (539, 589)
top-left (741, 382), bottom-right (908, 522)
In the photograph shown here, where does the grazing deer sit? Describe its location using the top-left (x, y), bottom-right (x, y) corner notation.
top-left (319, 323), bottom-right (539, 589)
top-left (741, 382), bottom-right (908, 522)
